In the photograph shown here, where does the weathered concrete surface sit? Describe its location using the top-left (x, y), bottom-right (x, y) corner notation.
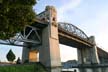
top-left (89, 36), bottom-right (100, 64)
top-left (77, 36), bottom-right (99, 64)
top-left (22, 43), bottom-right (30, 63)
top-left (38, 6), bottom-right (61, 72)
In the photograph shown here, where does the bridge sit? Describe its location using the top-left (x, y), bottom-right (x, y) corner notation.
top-left (0, 6), bottom-right (108, 72)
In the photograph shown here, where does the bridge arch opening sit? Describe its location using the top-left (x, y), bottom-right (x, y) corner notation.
top-left (60, 44), bottom-right (78, 62)
top-left (60, 44), bottom-right (79, 69)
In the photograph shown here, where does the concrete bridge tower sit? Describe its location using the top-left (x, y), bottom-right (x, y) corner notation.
top-left (38, 6), bottom-right (61, 72)
top-left (22, 6), bottom-right (61, 72)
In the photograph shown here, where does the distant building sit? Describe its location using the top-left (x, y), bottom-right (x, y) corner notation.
top-left (62, 60), bottom-right (78, 68)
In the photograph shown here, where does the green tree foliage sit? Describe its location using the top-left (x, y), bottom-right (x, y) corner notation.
top-left (0, 0), bottom-right (36, 39)
top-left (6, 49), bottom-right (16, 62)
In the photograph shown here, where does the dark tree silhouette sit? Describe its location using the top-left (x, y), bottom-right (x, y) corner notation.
top-left (6, 49), bottom-right (16, 62)
top-left (16, 57), bottom-right (21, 64)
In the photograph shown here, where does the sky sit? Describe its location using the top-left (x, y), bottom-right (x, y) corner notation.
top-left (0, 0), bottom-right (108, 62)
top-left (0, 44), bottom-right (22, 62)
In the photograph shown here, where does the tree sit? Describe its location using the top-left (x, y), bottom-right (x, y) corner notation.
top-left (6, 49), bottom-right (16, 62)
top-left (16, 57), bottom-right (21, 64)
top-left (0, 0), bottom-right (37, 39)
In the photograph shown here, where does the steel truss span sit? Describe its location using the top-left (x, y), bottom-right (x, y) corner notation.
top-left (58, 22), bottom-right (89, 41)
top-left (0, 25), bottom-right (41, 47)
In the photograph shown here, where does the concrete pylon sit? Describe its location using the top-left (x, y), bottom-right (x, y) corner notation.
top-left (77, 48), bottom-right (90, 64)
top-left (89, 36), bottom-right (100, 64)
top-left (77, 48), bottom-right (83, 64)
top-left (77, 36), bottom-right (100, 64)
top-left (22, 43), bottom-right (30, 63)
top-left (39, 6), bottom-right (61, 72)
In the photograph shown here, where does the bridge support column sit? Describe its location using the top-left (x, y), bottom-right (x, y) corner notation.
top-left (39, 25), bottom-right (61, 72)
top-left (77, 48), bottom-right (83, 64)
top-left (89, 36), bottom-right (100, 64)
top-left (39, 26), bottom-right (61, 72)
top-left (39, 6), bottom-right (61, 72)
top-left (77, 48), bottom-right (92, 64)
top-left (22, 43), bottom-right (30, 63)
top-left (78, 36), bottom-right (99, 64)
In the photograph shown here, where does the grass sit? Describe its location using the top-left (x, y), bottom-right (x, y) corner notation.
top-left (0, 63), bottom-right (47, 72)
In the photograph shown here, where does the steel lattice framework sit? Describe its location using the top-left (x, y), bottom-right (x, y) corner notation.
top-left (0, 25), bottom-right (41, 47)
top-left (58, 22), bottom-right (89, 41)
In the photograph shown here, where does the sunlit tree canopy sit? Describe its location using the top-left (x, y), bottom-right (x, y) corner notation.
top-left (0, 0), bottom-right (36, 39)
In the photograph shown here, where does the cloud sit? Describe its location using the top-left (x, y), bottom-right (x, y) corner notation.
top-left (94, 11), bottom-right (108, 50)
top-left (57, 0), bottom-right (82, 21)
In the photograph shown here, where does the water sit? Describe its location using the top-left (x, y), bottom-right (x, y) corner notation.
top-left (62, 68), bottom-right (108, 72)
top-left (62, 68), bottom-right (79, 72)
top-left (62, 68), bottom-right (95, 72)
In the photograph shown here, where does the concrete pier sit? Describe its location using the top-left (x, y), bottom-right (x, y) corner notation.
top-left (22, 43), bottom-right (30, 63)
top-left (39, 6), bottom-right (61, 72)
top-left (77, 36), bottom-right (99, 65)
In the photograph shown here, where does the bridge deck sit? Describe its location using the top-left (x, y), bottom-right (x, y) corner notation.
top-left (58, 27), bottom-right (93, 48)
